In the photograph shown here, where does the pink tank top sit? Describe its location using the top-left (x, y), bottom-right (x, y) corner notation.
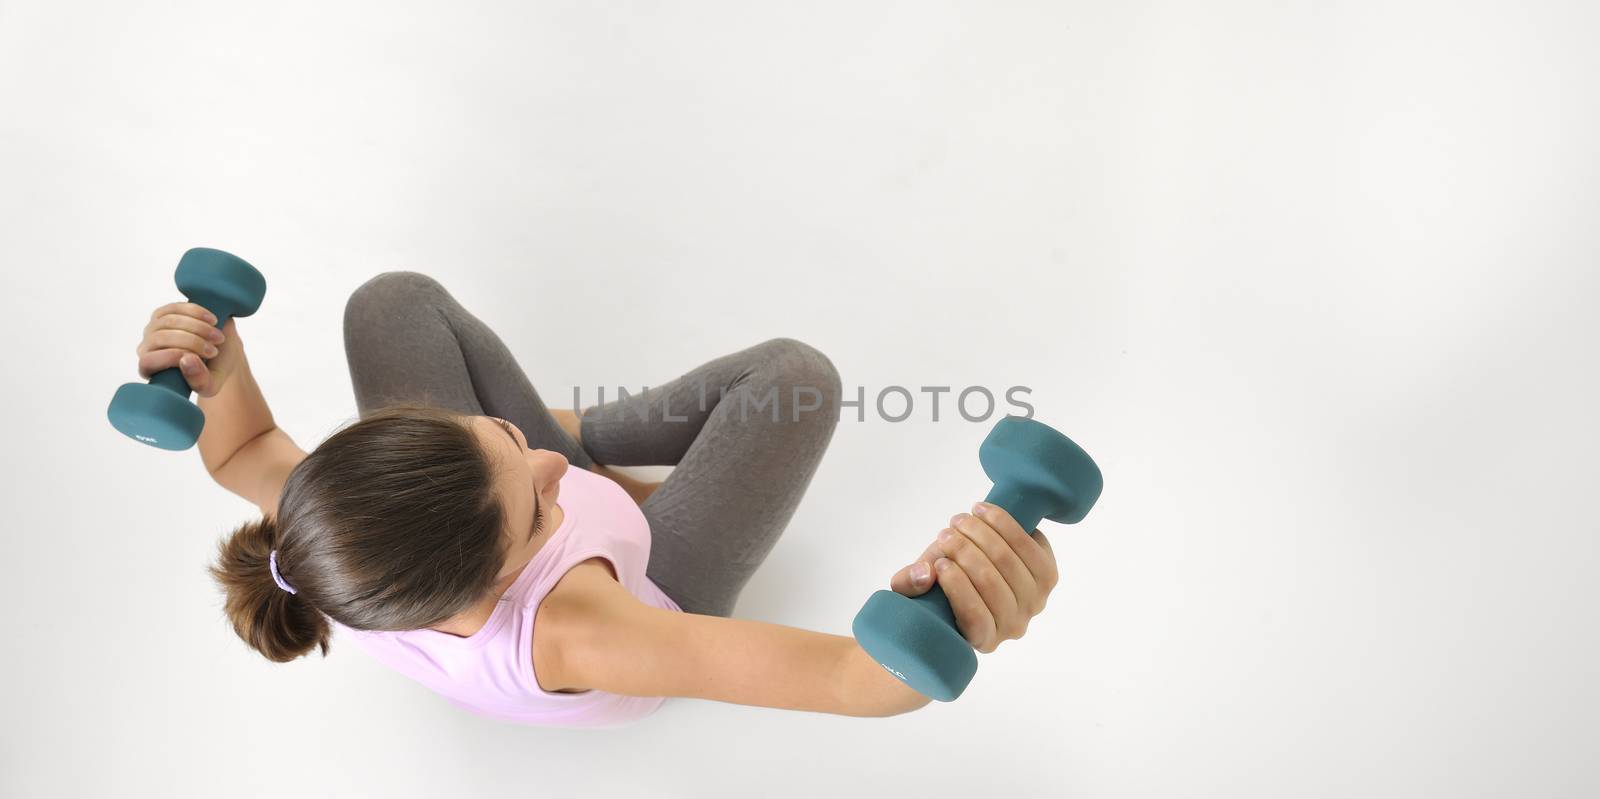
top-left (329, 466), bottom-right (683, 728)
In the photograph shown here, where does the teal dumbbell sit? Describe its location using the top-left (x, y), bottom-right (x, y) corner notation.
top-left (107, 248), bottom-right (266, 451)
top-left (851, 415), bottom-right (1103, 701)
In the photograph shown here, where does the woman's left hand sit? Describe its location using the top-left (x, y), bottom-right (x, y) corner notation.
top-left (887, 501), bottom-right (1060, 654)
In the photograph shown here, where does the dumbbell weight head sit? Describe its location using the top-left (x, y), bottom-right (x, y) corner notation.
top-left (107, 248), bottom-right (266, 451)
top-left (851, 416), bottom-right (1103, 701)
top-left (978, 414), bottom-right (1103, 529)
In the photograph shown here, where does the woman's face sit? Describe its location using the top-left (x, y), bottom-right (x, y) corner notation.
top-left (468, 415), bottom-right (569, 581)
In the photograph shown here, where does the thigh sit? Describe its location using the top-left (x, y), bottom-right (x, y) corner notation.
top-left (341, 271), bottom-right (589, 466)
top-left (640, 339), bottom-right (842, 617)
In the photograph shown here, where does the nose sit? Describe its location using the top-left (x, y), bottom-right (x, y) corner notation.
top-left (530, 449), bottom-right (569, 486)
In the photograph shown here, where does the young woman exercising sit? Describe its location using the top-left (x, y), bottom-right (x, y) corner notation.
top-left (135, 271), bottom-right (1060, 727)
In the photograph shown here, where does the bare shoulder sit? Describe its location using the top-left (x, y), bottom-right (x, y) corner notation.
top-left (531, 556), bottom-right (625, 692)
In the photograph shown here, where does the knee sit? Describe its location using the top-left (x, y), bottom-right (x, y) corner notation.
top-left (757, 337), bottom-right (842, 420)
top-left (344, 271), bottom-right (447, 332)
top-left (346, 270), bottom-right (446, 311)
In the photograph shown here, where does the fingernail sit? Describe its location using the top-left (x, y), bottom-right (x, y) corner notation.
top-left (972, 501), bottom-right (990, 514)
top-left (938, 529), bottom-right (953, 544)
top-left (911, 562), bottom-right (929, 584)
top-left (205, 346), bottom-right (218, 357)
top-left (936, 558), bottom-right (951, 572)
top-left (180, 356), bottom-right (195, 371)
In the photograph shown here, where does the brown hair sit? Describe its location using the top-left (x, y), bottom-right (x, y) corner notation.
top-left (208, 403), bottom-right (509, 662)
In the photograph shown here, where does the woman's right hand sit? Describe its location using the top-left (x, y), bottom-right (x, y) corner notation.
top-left (135, 302), bottom-right (240, 398)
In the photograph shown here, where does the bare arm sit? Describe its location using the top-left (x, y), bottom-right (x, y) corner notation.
top-left (194, 331), bottom-right (306, 515)
top-left (543, 561), bottom-right (933, 717)
top-left (134, 303), bottom-right (305, 515)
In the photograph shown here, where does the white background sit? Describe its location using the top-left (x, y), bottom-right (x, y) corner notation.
top-left (3, 1), bottom-right (1596, 796)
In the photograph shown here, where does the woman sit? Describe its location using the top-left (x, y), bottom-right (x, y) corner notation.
top-left (135, 271), bottom-right (1059, 727)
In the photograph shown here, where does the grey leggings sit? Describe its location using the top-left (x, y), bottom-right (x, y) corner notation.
top-left (340, 271), bottom-right (842, 618)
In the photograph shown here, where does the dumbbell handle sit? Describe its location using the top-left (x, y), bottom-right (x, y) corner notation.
top-left (908, 482), bottom-right (1052, 629)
